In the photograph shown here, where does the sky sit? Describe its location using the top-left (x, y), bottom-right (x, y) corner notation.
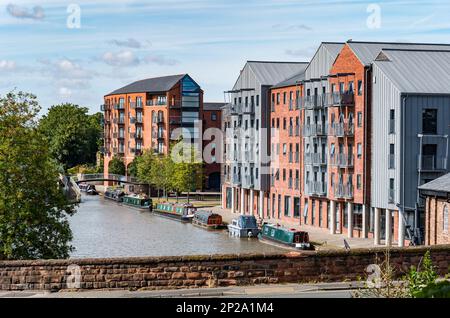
top-left (1, 0), bottom-right (450, 115)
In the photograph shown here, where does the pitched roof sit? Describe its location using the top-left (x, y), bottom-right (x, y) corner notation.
top-left (374, 49), bottom-right (450, 94)
top-left (106, 74), bottom-right (187, 96)
top-left (272, 68), bottom-right (307, 89)
top-left (247, 61), bottom-right (309, 86)
top-left (203, 102), bottom-right (227, 111)
top-left (419, 173), bottom-right (450, 194)
top-left (347, 40), bottom-right (450, 66)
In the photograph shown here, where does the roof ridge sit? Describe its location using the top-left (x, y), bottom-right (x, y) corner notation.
top-left (247, 60), bottom-right (308, 64)
top-left (348, 40), bottom-right (450, 46)
top-left (381, 48), bottom-right (450, 53)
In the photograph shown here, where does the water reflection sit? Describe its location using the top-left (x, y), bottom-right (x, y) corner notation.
top-left (69, 195), bottom-right (283, 259)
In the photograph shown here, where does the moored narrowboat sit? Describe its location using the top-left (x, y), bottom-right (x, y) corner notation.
top-left (227, 215), bottom-right (259, 238)
top-left (153, 202), bottom-right (196, 222)
top-left (79, 183), bottom-right (98, 195)
top-left (259, 223), bottom-right (314, 251)
top-left (192, 211), bottom-right (225, 230)
top-left (122, 194), bottom-right (152, 211)
top-left (104, 188), bottom-right (126, 202)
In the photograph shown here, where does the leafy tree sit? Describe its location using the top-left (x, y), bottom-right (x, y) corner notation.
top-left (108, 156), bottom-right (126, 175)
top-left (38, 103), bottom-right (103, 169)
top-left (171, 146), bottom-right (203, 203)
top-left (0, 91), bottom-right (76, 260)
top-left (127, 158), bottom-right (139, 177)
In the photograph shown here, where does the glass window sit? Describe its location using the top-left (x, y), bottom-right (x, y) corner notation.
top-left (211, 113), bottom-right (217, 121)
top-left (358, 80), bottom-right (363, 95)
top-left (284, 196), bottom-right (291, 217)
top-left (357, 143), bottom-right (362, 158)
top-left (294, 198), bottom-right (300, 218)
top-left (422, 109), bottom-right (437, 134)
top-left (444, 205), bottom-right (449, 234)
top-left (357, 112), bottom-right (363, 127)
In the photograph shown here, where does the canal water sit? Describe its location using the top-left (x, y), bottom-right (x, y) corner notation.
top-left (69, 195), bottom-right (283, 259)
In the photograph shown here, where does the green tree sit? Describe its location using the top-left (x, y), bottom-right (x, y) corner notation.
top-left (108, 156), bottom-right (126, 175)
top-left (0, 91), bottom-right (76, 260)
top-left (38, 103), bottom-right (103, 169)
top-left (171, 146), bottom-right (203, 203)
top-left (127, 158), bottom-right (139, 177)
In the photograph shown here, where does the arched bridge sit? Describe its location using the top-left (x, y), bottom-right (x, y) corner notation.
top-left (69, 174), bottom-right (148, 185)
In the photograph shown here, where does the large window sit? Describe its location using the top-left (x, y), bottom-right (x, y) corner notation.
top-left (444, 205), bottom-right (449, 234)
top-left (353, 204), bottom-right (363, 230)
top-left (422, 109), bottom-right (437, 134)
top-left (284, 196), bottom-right (291, 217)
top-left (294, 198), bottom-right (300, 218)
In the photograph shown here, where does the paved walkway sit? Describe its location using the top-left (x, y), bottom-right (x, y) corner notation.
top-left (0, 282), bottom-right (361, 298)
top-left (204, 206), bottom-right (377, 250)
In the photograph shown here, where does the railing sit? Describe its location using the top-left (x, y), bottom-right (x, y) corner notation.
top-left (307, 181), bottom-right (327, 196)
top-left (389, 154), bottom-right (395, 169)
top-left (301, 95), bottom-right (326, 110)
top-left (418, 155), bottom-right (448, 171)
top-left (330, 154), bottom-right (354, 168)
top-left (303, 124), bottom-right (327, 137)
top-left (72, 173), bottom-right (142, 184)
top-left (243, 104), bottom-right (255, 114)
top-left (100, 104), bottom-right (111, 111)
top-left (146, 100), bottom-right (167, 106)
top-left (114, 104), bottom-right (125, 110)
top-left (305, 153), bottom-right (327, 166)
top-left (130, 117), bottom-right (136, 124)
top-left (328, 123), bottom-right (354, 137)
top-left (334, 183), bottom-right (354, 199)
top-left (326, 92), bottom-right (355, 107)
top-left (389, 119), bottom-right (395, 134)
top-left (231, 104), bottom-right (243, 115)
top-left (233, 175), bottom-right (241, 185)
top-left (389, 189), bottom-right (395, 204)
top-left (245, 176), bottom-right (254, 188)
top-left (113, 117), bottom-right (125, 124)
top-left (244, 151), bottom-right (254, 162)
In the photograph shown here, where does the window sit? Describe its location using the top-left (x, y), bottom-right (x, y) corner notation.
top-left (294, 198), bottom-right (300, 218)
top-left (303, 200), bottom-right (309, 225)
top-left (389, 110), bottom-right (395, 134)
top-left (211, 113), bottom-right (217, 121)
top-left (389, 179), bottom-right (395, 203)
top-left (284, 196), bottom-right (291, 217)
top-left (283, 92), bottom-right (287, 104)
top-left (357, 112), bottom-right (363, 127)
top-left (358, 80), bottom-right (363, 95)
top-left (283, 143), bottom-right (287, 155)
top-left (353, 204), bottom-right (363, 230)
top-left (348, 81), bottom-right (354, 93)
top-left (245, 96), bottom-right (248, 106)
top-left (276, 93), bottom-right (280, 105)
top-left (357, 175), bottom-right (362, 190)
top-left (256, 95), bottom-right (260, 106)
top-left (357, 143), bottom-right (362, 159)
top-left (444, 205), bottom-right (449, 234)
top-left (422, 109), bottom-right (437, 134)
top-left (389, 144), bottom-right (395, 169)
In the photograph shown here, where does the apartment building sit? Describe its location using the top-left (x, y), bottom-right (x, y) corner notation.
top-left (102, 74), bottom-right (203, 176)
top-left (202, 102), bottom-right (227, 190)
top-left (222, 61), bottom-right (308, 217)
top-left (269, 71), bottom-right (305, 222)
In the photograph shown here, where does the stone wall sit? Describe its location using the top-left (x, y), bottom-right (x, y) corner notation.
top-left (0, 245), bottom-right (449, 291)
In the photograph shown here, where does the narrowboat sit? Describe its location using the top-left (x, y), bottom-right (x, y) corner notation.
top-left (153, 202), bottom-right (196, 223)
top-left (122, 194), bottom-right (152, 211)
top-left (104, 188), bottom-right (126, 202)
top-left (258, 223), bottom-right (314, 251)
top-left (79, 183), bottom-right (98, 195)
top-left (227, 215), bottom-right (259, 238)
top-left (192, 211), bottom-right (225, 230)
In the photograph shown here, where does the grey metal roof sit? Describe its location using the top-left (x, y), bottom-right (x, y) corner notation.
top-left (106, 74), bottom-right (187, 96)
top-left (323, 42), bottom-right (346, 59)
top-left (374, 49), bottom-right (450, 94)
top-left (419, 173), bottom-right (450, 193)
top-left (247, 61), bottom-right (308, 86)
top-left (203, 102), bottom-right (227, 111)
top-left (347, 41), bottom-right (450, 66)
top-left (272, 68), bottom-right (307, 89)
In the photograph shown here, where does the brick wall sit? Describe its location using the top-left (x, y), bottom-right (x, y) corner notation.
top-left (1, 246), bottom-right (449, 291)
top-left (426, 197), bottom-right (450, 245)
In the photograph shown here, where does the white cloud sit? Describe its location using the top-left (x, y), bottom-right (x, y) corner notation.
top-left (59, 87), bottom-right (72, 98)
top-left (109, 38), bottom-right (144, 49)
top-left (0, 60), bottom-right (17, 71)
top-left (144, 54), bottom-right (178, 66)
top-left (101, 50), bottom-right (140, 67)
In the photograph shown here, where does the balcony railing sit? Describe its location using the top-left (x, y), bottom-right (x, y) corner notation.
top-left (233, 175), bottom-right (241, 185)
top-left (244, 151), bottom-right (254, 162)
top-left (418, 155), bottom-right (448, 172)
top-left (101, 104), bottom-right (111, 111)
top-left (388, 188), bottom-right (395, 204)
top-left (146, 100), bottom-right (167, 106)
top-left (295, 125), bottom-right (300, 136)
top-left (307, 181), bottom-right (327, 196)
top-left (114, 104), bottom-right (125, 110)
top-left (305, 153), bottom-right (327, 166)
top-left (231, 104), bottom-right (243, 115)
top-left (330, 154), bottom-right (354, 168)
top-left (389, 119), bottom-right (395, 134)
top-left (334, 183), bottom-right (353, 199)
top-left (245, 176), bottom-right (254, 188)
top-left (301, 95), bottom-right (326, 110)
top-left (303, 124), bottom-right (327, 137)
top-left (326, 92), bottom-right (355, 107)
top-left (328, 123), bottom-right (354, 137)
top-left (243, 104), bottom-right (255, 114)
top-left (113, 117), bottom-right (125, 124)
top-left (389, 154), bottom-right (395, 169)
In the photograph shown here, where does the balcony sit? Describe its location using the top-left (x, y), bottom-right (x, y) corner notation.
top-left (245, 176), bottom-right (255, 188)
top-left (132, 132), bottom-right (143, 139)
top-left (244, 151), bottom-right (254, 162)
top-left (307, 181), bottom-right (327, 196)
top-left (328, 123), bottom-right (354, 137)
top-left (304, 153), bottom-right (327, 166)
top-left (388, 188), bottom-right (395, 204)
top-left (389, 154), bottom-right (395, 169)
top-left (303, 124), bottom-right (327, 137)
top-left (231, 104), bottom-right (243, 115)
top-left (114, 104), bottom-right (125, 110)
top-left (330, 154), bottom-right (354, 168)
top-left (243, 104), bottom-right (255, 114)
top-left (302, 95), bottom-right (326, 110)
top-left (326, 92), bottom-right (355, 107)
top-left (389, 119), bottom-right (395, 134)
top-left (113, 117), bottom-right (125, 125)
top-left (146, 100), bottom-right (167, 106)
top-left (100, 104), bottom-right (110, 111)
top-left (156, 116), bottom-right (164, 125)
top-left (334, 183), bottom-right (353, 199)
top-left (295, 125), bottom-right (300, 136)
top-left (233, 175), bottom-right (241, 186)
top-left (418, 155), bottom-right (448, 172)
top-left (130, 117), bottom-right (136, 124)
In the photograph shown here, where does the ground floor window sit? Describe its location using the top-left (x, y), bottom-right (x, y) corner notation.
top-left (311, 200), bottom-right (316, 225)
top-left (284, 196), bottom-right (291, 217)
top-left (343, 203), bottom-right (349, 228)
top-left (327, 202), bottom-right (331, 229)
top-left (319, 201), bottom-right (323, 227)
top-left (294, 197), bottom-right (300, 218)
top-left (369, 207), bottom-right (375, 233)
top-left (303, 199), bottom-right (309, 225)
top-left (226, 188), bottom-right (232, 209)
top-left (353, 204), bottom-right (363, 230)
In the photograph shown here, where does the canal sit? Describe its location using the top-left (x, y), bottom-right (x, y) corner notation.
top-left (69, 195), bottom-right (283, 259)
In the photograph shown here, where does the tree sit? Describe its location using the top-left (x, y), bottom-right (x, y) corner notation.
top-left (127, 158), bottom-right (139, 177)
top-left (0, 91), bottom-right (76, 260)
top-left (108, 156), bottom-right (126, 175)
top-left (38, 103), bottom-right (103, 170)
top-left (171, 146), bottom-right (203, 203)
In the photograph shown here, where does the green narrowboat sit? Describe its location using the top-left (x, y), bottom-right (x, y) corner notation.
top-left (192, 211), bottom-right (225, 230)
top-left (259, 223), bottom-right (314, 251)
top-left (153, 203), bottom-right (196, 222)
top-left (122, 194), bottom-right (153, 211)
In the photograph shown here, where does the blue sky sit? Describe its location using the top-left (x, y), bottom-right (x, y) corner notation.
top-left (1, 0), bottom-right (450, 114)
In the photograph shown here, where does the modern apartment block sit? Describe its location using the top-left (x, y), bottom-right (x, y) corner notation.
top-left (221, 41), bottom-right (450, 247)
top-left (222, 61), bottom-right (308, 217)
top-left (102, 74), bottom-right (204, 177)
